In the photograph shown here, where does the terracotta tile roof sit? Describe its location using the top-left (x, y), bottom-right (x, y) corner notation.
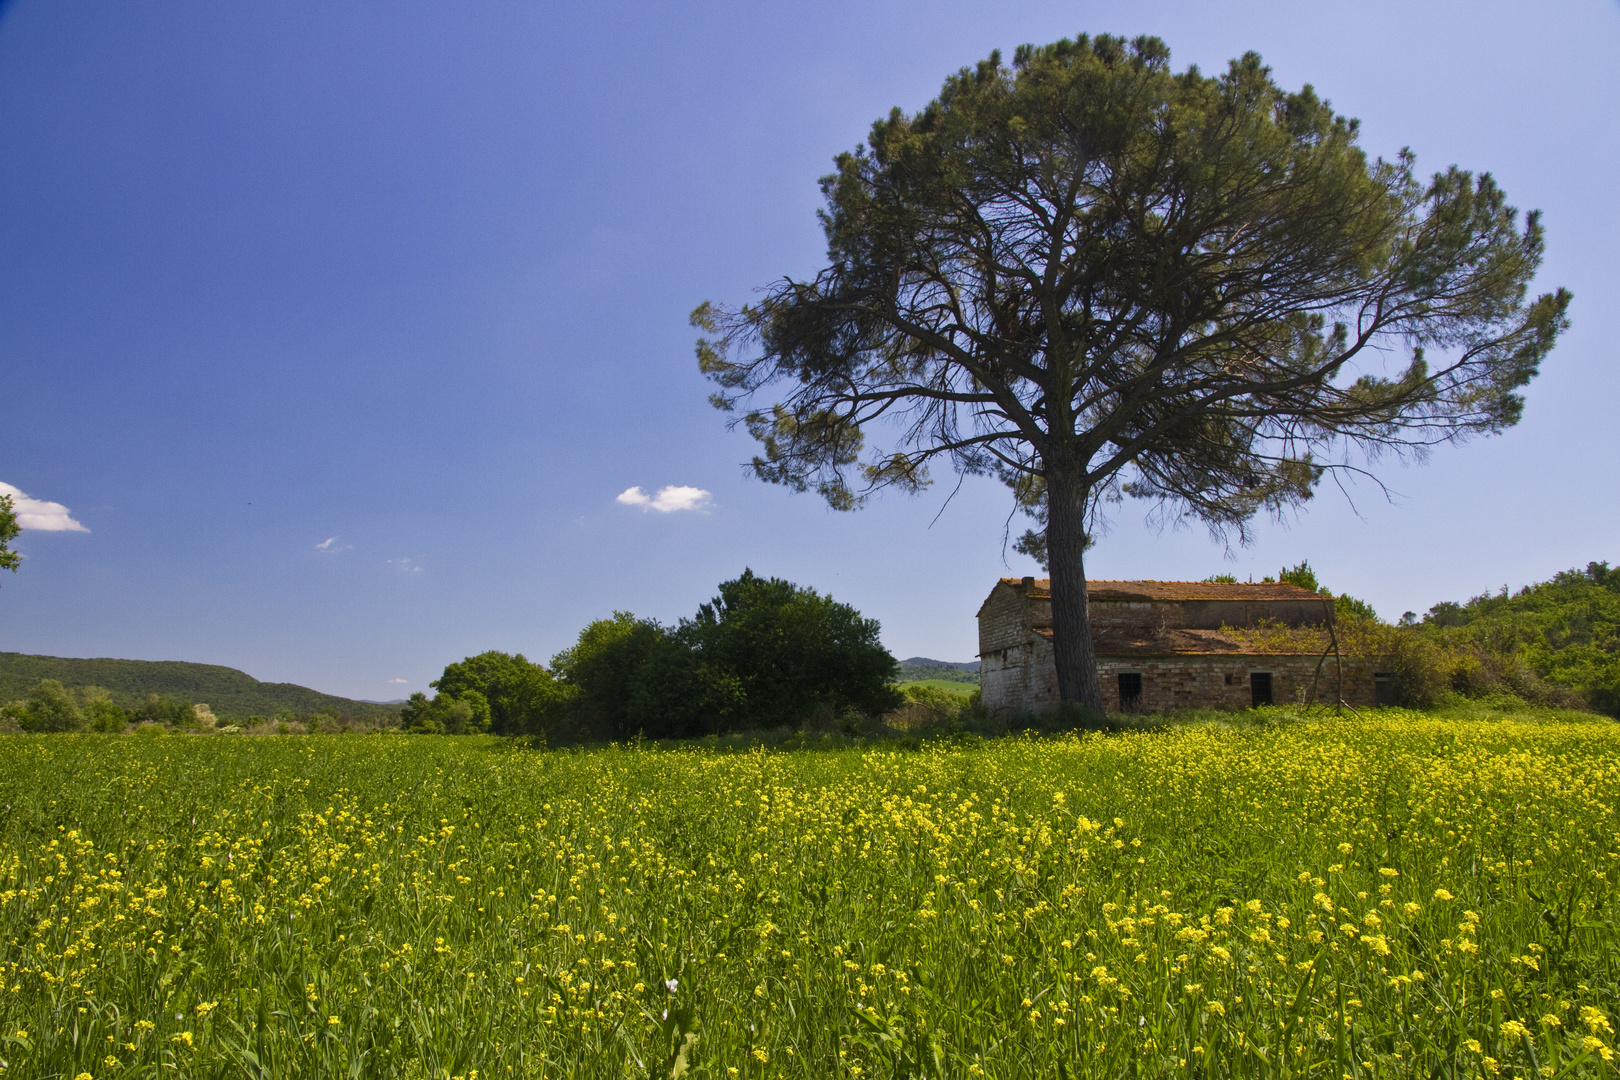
top-left (1001, 578), bottom-right (1326, 602)
top-left (1031, 626), bottom-right (1331, 657)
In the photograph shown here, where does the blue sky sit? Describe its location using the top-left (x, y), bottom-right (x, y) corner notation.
top-left (2, 0), bottom-right (1615, 700)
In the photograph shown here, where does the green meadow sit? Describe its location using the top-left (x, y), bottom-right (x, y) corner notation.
top-left (1, 711), bottom-right (1617, 1078)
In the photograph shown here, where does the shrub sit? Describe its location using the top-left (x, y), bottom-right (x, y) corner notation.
top-left (85, 697), bottom-right (129, 733)
top-left (680, 570), bottom-right (902, 726)
top-left (400, 690), bottom-right (492, 735)
top-left (136, 694), bottom-right (197, 727)
top-left (886, 683), bottom-right (982, 731)
top-left (549, 611), bottom-right (743, 740)
top-left (20, 679), bottom-right (86, 733)
top-left (551, 572), bottom-right (902, 740)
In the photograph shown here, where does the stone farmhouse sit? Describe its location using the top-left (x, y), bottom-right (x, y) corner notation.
top-left (978, 577), bottom-right (1392, 716)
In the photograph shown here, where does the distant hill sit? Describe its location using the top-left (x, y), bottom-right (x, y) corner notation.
top-left (897, 657), bottom-right (979, 684)
top-left (0, 652), bottom-right (400, 721)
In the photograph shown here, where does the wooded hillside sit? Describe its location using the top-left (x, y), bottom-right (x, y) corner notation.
top-left (1416, 561), bottom-right (1620, 715)
top-left (896, 657), bottom-right (979, 684)
top-left (0, 652), bottom-right (399, 720)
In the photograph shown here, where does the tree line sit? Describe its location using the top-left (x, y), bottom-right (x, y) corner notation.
top-left (400, 569), bottom-right (902, 740)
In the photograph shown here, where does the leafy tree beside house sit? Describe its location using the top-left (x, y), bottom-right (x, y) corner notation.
top-left (695, 34), bottom-right (1569, 712)
top-left (1268, 560), bottom-right (1379, 622)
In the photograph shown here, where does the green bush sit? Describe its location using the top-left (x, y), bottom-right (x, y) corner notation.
top-left (550, 613), bottom-right (665, 738)
top-left (399, 690), bottom-right (492, 735)
top-left (19, 679), bottom-right (86, 733)
top-left (886, 682), bottom-right (984, 732)
top-left (548, 571), bottom-right (901, 740)
top-left (135, 694), bottom-right (197, 727)
top-left (85, 697), bottom-right (129, 733)
top-left (681, 570), bottom-right (901, 726)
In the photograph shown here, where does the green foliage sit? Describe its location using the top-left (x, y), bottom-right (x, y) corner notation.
top-left (400, 690), bottom-right (492, 735)
top-left (431, 650), bottom-right (563, 736)
top-left (552, 572), bottom-right (900, 739)
top-left (80, 688), bottom-right (130, 733)
top-left (546, 612), bottom-right (738, 739)
top-left (1414, 560), bottom-right (1620, 715)
top-left (681, 569), bottom-right (900, 726)
top-left (1203, 573), bottom-right (1239, 584)
top-left (895, 679), bottom-right (978, 697)
top-left (550, 612), bottom-right (665, 737)
top-left (621, 630), bottom-right (745, 740)
top-left (0, 651), bottom-right (398, 722)
top-left (886, 681), bottom-right (985, 732)
top-left (0, 493), bottom-right (18, 579)
top-left (1334, 592), bottom-right (1379, 622)
top-left (134, 693), bottom-right (198, 728)
top-left (18, 679), bottom-right (85, 733)
top-left (1266, 560), bottom-right (1379, 621)
top-left (1275, 560), bottom-right (1321, 593)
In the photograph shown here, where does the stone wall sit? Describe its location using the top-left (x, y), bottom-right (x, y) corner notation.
top-left (1097, 653), bottom-right (1380, 713)
top-left (979, 638), bottom-right (1050, 717)
top-left (977, 583), bottom-right (1035, 655)
top-left (981, 631), bottom-right (1382, 717)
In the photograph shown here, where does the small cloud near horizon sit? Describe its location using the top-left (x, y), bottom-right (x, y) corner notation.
top-left (0, 481), bottom-right (89, 532)
top-left (387, 677), bottom-right (408, 684)
top-left (616, 485), bottom-right (712, 513)
top-left (315, 536), bottom-right (353, 554)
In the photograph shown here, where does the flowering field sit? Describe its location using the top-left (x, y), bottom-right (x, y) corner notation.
top-left (1, 714), bottom-right (1617, 1079)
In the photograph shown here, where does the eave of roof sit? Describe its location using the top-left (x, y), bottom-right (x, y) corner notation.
top-left (998, 577), bottom-right (1326, 603)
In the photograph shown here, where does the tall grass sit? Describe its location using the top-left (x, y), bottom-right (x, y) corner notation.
top-left (1, 711), bottom-right (1616, 1077)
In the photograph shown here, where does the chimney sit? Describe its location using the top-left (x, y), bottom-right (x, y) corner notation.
top-left (1021, 575), bottom-right (1036, 593)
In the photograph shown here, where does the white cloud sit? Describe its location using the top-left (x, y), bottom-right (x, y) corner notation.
top-left (387, 557), bottom-right (423, 573)
top-left (315, 536), bottom-right (352, 553)
top-left (388, 677), bottom-right (408, 685)
top-left (0, 482), bottom-right (89, 532)
top-left (616, 485), bottom-right (712, 513)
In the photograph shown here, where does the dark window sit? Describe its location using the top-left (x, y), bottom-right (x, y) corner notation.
top-left (1224, 673), bottom-right (1235, 686)
top-left (1374, 673), bottom-right (1398, 706)
top-left (1118, 672), bottom-right (1142, 712)
top-left (1250, 672), bottom-right (1273, 708)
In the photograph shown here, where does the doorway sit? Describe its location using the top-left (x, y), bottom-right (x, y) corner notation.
top-left (1118, 672), bottom-right (1142, 712)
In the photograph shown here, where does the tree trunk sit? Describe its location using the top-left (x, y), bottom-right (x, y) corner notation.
top-left (1046, 466), bottom-right (1106, 712)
